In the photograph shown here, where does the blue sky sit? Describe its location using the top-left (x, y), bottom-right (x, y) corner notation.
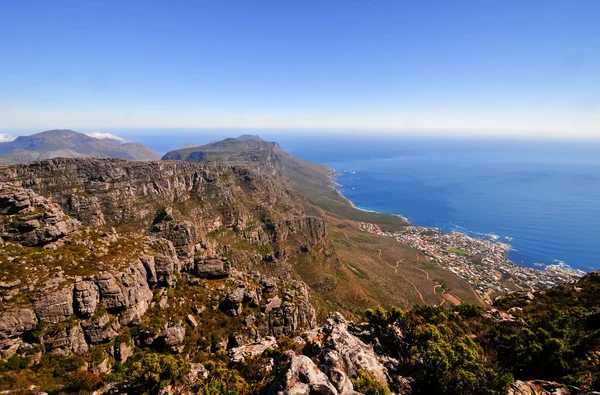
top-left (1, 0), bottom-right (599, 138)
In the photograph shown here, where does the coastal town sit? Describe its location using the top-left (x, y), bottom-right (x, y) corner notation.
top-left (361, 222), bottom-right (584, 304)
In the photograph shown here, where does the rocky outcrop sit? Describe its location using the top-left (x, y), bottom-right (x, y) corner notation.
top-left (220, 286), bottom-right (246, 316)
top-left (0, 307), bottom-right (38, 358)
top-left (33, 286), bottom-right (75, 324)
top-left (81, 314), bottom-right (120, 344)
top-left (152, 216), bottom-right (196, 263)
top-left (145, 238), bottom-right (180, 287)
top-left (73, 279), bottom-right (99, 316)
top-left (269, 352), bottom-right (340, 395)
top-left (0, 307), bottom-right (38, 340)
top-left (508, 380), bottom-right (583, 395)
top-left (160, 324), bottom-right (186, 352)
top-left (0, 157), bottom-right (329, 385)
top-left (0, 183), bottom-right (80, 246)
top-left (115, 340), bottom-right (133, 363)
top-left (260, 282), bottom-right (316, 338)
top-left (194, 254), bottom-right (232, 278)
top-left (43, 324), bottom-right (89, 356)
top-left (0, 159), bottom-right (327, 262)
top-left (229, 337), bottom-right (277, 363)
top-left (96, 274), bottom-right (129, 311)
top-left (308, 313), bottom-right (389, 393)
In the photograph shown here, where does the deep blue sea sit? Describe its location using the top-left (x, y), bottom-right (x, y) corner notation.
top-left (116, 130), bottom-right (600, 272)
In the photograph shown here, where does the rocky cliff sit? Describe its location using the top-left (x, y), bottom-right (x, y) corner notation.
top-left (0, 158), bottom-right (327, 392)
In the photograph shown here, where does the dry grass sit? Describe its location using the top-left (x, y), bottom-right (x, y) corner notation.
top-left (290, 224), bottom-right (482, 320)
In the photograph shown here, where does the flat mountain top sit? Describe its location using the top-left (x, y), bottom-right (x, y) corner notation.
top-left (0, 129), bottom-right (161, 164)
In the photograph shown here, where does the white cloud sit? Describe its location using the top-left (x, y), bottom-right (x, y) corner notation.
top-left (85, 132), bottom-right (125, 141)
top-left (0, 133), bottom-right (15, 143)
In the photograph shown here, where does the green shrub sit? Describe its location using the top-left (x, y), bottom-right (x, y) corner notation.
top-left (352, 370), bottom-right (392, 395)
top-left (128, 353), bottom-right (190, 395)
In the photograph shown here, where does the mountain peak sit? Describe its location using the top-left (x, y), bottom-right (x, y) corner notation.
top-left (236, 134), bottom-right (263, 142)
top-left (0, 129), bottom-right (160, 164)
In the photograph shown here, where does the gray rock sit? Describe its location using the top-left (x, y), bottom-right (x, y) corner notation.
top-left (154, 207), bottom-right (175, 223)
top-left (0, 280), bottom-right (21, 289)
top-left (220, 286), bottom-right (246, 316)
top-left (96, 273), bottom-right (128, 310)
top-left (194, 254), bottom-right (231, 278)
top-left (162, 325), bottom-right (186, 351)
top-left (265, 296), bottom-right (282, 313)
top-left (116, 261), bottom-right (153, 325)
top-left (73, 280), bottom-right (99, 316)
top-left (140, 255), bottom-right (158, 288)
top-left (152, 220), bottom-right (196, 262)
top-left (0, 307), bottom-right (38, 340)
top-left (33, 286), bottom-right (74, 324)
top-left (269, 353), bottom-right (339, 395)
top-left (243, 315), bottom-right (255, 327)
top-left (43, 324), bottom-right (88, 356)
top-left (81, 314), bottom-right (120, 344)
top-left (0, 184), bottom-right (81, 246)
top-left (229, 337), bottom-right (277, 363)
top-left (310, 312), bottom-right (389, 392)
top-left (186, 314), bottom-right (198, 329)
top-left (262, 279), bottom-right (278, 294)
top-left (243, 289), bottom-right (260, 307)
top-left (115, 340), bottom-right (133, 363)
top-left (508, 380), bottom-right (575, 395)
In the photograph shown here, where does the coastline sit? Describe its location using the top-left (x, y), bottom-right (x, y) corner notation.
top-left (327, 170), bottom-right (409, 221)
top-left (328, 169), bottom-right (585, 304)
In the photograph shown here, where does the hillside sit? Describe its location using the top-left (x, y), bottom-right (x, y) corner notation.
top-left (0, 130), bottom-right (161, 164)
top-left (163, 136), bottom-right (408, 232)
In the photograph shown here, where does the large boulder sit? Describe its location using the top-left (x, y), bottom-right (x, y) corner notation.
top-left (269, 353), bottom-right (339, 395)
top-left (229, 337), bottom-right (277, 363)
top-left (308, 313), bottom-right (389, 394)
top-left (160, 324), bottom-right (186, 352)
top-left (0, 184), bottom-right (80, 246)
top-left (220, 286), bottom-right (246, 316)
top-left (194, 254), bottom-right (231, 278)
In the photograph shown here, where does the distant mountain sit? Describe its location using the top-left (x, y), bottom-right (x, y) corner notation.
top-left (0, 129), bottom-right (161, 164)
top-left (162, 136), bottom-right (284, 176)
top-left (162, 135), bottom-right (408, 231)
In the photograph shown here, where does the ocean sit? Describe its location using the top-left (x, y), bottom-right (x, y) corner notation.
top-left (118, 130), bottom-right (600, 273)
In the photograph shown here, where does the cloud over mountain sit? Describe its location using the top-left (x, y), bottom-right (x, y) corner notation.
top-left (0, 133), bottom-right (15, 143)
top-left (84, 132), bottom-right (125, 141)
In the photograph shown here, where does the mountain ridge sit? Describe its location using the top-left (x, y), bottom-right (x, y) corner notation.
top-left (163, 136), bottom-right (409, 231)
top-left (0, 129), bottom-right (161, 164)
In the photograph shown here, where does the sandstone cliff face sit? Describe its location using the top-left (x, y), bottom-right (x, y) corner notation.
top-left (0, 159), bottom-right (324, 376)
top-left (0, 158), bottom-right (326, 261)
